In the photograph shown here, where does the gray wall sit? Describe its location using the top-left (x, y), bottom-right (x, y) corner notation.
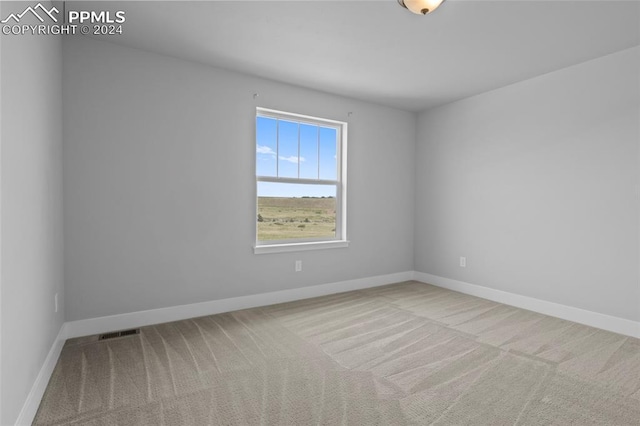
top-left (415, 46), bottom-right (640, 322)
top-left (0, 2), bottom-right (65, 424)
top-left (63, 36), bottom-right (416, 321)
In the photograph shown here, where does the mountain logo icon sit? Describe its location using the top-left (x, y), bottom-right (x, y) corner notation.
top-left (1, 3), bottom-right (59, 24)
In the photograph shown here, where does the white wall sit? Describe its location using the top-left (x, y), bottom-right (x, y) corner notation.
top-left (415, 46), bottom-right (640, 322)
top-left (0, 2), bottom-right (65, 424)
top-left (62, 36), bottom-right (416, 321)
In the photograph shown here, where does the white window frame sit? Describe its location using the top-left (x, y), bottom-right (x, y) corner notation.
top-left (254, 107), bottom-right (348, 254)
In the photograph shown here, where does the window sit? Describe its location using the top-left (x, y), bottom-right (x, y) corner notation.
top-left (254, 108), bottom-right (348, 254)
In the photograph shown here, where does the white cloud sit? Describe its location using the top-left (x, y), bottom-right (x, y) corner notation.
top-left (256, 145), bottom-right (276, 155)
top-left (279, 156), bottom-right (305, 164)
top-left (256, 146), bottom-right (305, 164)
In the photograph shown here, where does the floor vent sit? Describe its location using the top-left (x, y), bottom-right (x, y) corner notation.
top-left (99, 329), bottom-right (140, 340)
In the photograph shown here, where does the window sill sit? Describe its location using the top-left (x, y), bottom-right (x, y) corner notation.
top-left (254, 240), bottom-right (349, 255)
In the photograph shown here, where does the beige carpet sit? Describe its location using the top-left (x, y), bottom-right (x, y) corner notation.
top-left (34, 281), bottom-right (640, 425)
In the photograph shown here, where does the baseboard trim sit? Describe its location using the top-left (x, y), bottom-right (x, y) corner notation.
top-left (413, 271), bottom-right (640, 339)
top-left (18, 269), bottom-right (639, 425)
top-left (64, 271), bottom-right (414, 339)
top-left (14, 324), bottom-right (67, 426)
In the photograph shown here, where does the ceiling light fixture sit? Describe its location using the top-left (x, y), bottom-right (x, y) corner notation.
top-left (397, 0), bottom-right (447, 15)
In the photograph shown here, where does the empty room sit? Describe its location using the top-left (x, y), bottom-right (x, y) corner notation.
top-left (1, 0), bottom-right (639, 424)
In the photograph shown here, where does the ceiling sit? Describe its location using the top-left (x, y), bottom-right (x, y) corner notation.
top-left (83, 0), bottom-right (640, 112)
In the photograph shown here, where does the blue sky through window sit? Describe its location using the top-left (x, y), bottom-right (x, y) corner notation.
top-left (299, 124), bottom-right (318, 179)
top-left (257, 116), bottom-right (338, 197)
top-left (319, 127), bottom-right (337, 180)
top-left (277, 119), bottom-right (298, 178)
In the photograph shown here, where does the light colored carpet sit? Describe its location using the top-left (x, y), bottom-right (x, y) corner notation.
top-left (34, 281), bottom-right (640, 425)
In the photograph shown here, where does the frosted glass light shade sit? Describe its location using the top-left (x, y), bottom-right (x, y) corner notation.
top-left (398, 0), bottom-right (446, 15)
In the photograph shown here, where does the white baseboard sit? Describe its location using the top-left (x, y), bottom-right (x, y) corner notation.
top-left (14, 325), bottom-right (67, 426)
top-left (16, 271), bottom-right (411, 425)
top-left (413, 271), bottom-right (640, 339)
top-left (18, 269), bottom-right (639, 425)
top-left (64, 271), bottom-right (414, 339)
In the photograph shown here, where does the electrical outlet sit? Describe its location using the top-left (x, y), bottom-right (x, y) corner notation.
top-left (54, 293), bottom-right (59, 313)
top-left (295, 260), bottom-right (302, 272)
top-left (459, 257), bottom-right (466, 268)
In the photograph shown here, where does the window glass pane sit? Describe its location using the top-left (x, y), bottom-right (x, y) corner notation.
top-left (319, 127), bottom-right (337, 180)
top-left (257, 182), bottom-right (336, 241)
top-left (299, 124), bottom-right (319, 179)
top-left (256, 116), bottom-right (277, 177)
top-left (278, 120), bottom-right (299, 178)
